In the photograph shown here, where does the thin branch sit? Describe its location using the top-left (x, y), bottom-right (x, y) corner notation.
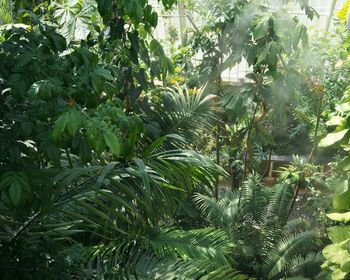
top-left (324, 0), bottom-right (338, 36)
top-left (185, 13), bottom-right (200, 32)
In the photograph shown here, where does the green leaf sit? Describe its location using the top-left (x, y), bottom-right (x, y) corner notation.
top-left (319, 129), bottom-right (349, 147)
top-left (94, 68), bottom-right (113, 81)
top-left (143, 134), bottom-right (185, 157)
top-left (91, 73), bottom-right (104, 92)
top-left (253, 17), bottom-right (268, 40)
top-left (103, 130), bottom-right (120, 157)
top-left (54, 0), bottom-right (97, 44)
top-left (328, 226), bottom-right (350, 243)
top-left (326, 115), bottom-right (345, 126)
top-left (334, 190), bottom-right (350, 211)
top-left (9, 180), bottom-right (22, 205)
top-left (97, 0), bottom-right (112, 23)
top-left (52, 110), bottom-right (85, 140)
top-left (327, 212), bottom-right (350, 223)
top-left (134, 68), bottom-right (148, 90)
top-left (52, 114), bottom-right (68, 140)
top-left (341, 260), bottom-right (350, 273)
top-left (338, 156), bottom-right (350, 171)
top-left (257, 42), bottom-right (272, 64)
top-left (0, 172), bottom-right (15, 190)
top-left (332, 268), bottom-right (348, 280)
top-left (94, 134), bottom-right (105, 154)
top-left (323, 241), bottom-right (350, 265)
top-left (66, 111), bottom-right (85, 136)
top-left (134, 158), bottom-right (149, 188)
top-left (150, 39), bottom-right (164, 56)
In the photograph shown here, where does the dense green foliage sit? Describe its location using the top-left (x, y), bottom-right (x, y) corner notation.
top-left (195, 175), bottom-right (323, 279)
top-left (1, 0), bottom-right (350, 279)
top-left (319, 86), bottom-right (350, 279)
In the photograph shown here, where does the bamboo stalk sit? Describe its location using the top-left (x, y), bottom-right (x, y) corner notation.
top-left (324, 0), bottom-right (338, 35)
top-left (178, 0), bottom-right (186, 46)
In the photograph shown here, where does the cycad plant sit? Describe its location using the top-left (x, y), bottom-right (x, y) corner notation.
top-left (194, 175), bottom-right (324, 279)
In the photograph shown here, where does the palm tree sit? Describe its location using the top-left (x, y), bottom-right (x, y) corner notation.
top-left (1, 87), bottom-right (248, 279)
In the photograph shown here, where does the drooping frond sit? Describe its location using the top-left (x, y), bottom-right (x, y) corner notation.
top-left (288, 252), bottom-right (324, 279)
top-left (125, 250), bottom-right (249, 280)
top-left (144, 86), bottom-right (217, 145)
top-left (148, 149), bottom-right (227, 193)
top-left (5, 141), bottom-right (225, 246)
top-left (193, 193), bottom-right (227, 228)
top-left (147, 227), bottom-right (234, 265)
top-left (262, 231), bottom-right (318, 279)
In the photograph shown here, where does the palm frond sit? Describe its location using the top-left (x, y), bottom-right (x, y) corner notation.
top-left (262, 231), bottom-right (318, 279)
top-left (193, 193), bottom-right (227, 228)
top-left (147, 227), bottom-right (233, 265)
top-left (240, 174), bottom-right (269, 223)
top-left (264, 183), bottom-right (294, 228)
top-left (288, 252), bottom-right (324, 279)
top-left (145, 86), bottom-right (217, 145)
top-left (125, 249), bottom-right (248, 280)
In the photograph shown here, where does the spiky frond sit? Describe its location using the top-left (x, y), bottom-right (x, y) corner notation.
top-left (239, 174), bottom-right (270, 223)
top-left (288, 252), bottom-right (324, 279)
top-left (193, 193), bottom-right (227, 227)
top-left (264, 183), bottom-right (294, 228)
top-left (145, 86), bottom-right (217, 145)
top-left (193, 190), bottom-right (241, 230)
top-left (125, 250), bottom-right (248, 280)
top-left (262, 231), bottom-right (318, 279)
top-left (193, 176), bottom-right (321, 279)
top-left (147, 227), bottom-right (234, 265)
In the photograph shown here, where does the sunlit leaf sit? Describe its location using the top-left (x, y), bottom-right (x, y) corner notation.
top-left (327, 212), bottom-right (350, 223)
top-left (319, 129), bottom-right (349, 147)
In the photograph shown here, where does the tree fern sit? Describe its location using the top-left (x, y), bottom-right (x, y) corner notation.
top-left (193, 193), bottom-right (227, 227)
